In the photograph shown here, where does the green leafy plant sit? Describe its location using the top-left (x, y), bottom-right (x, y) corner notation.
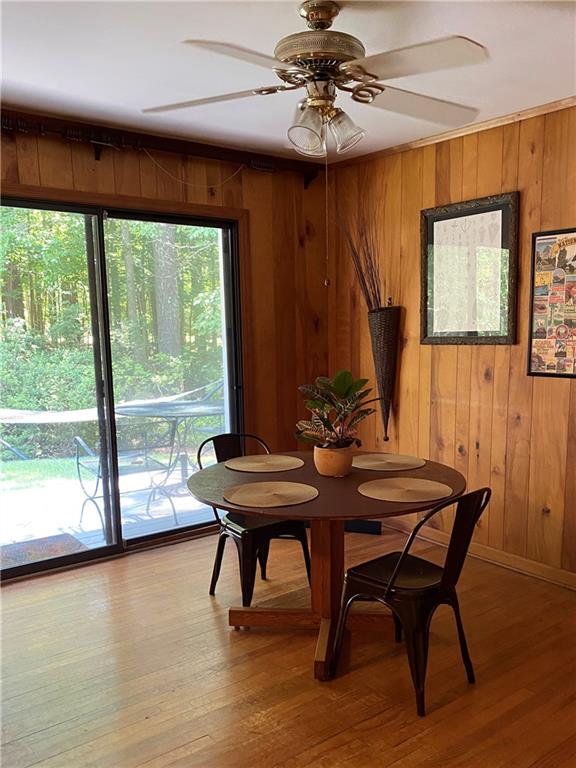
top-left (296, 370), bottom-right (377, 449)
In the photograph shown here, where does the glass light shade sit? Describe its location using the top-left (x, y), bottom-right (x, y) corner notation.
top-left (328, 110), bottom-right (366, 154)
top-left (287, 107), bottom-right (325, 156)
top-left (292, 125), bottom-right (327, 157)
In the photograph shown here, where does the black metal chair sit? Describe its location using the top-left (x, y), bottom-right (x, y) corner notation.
top-left (331, 487), bottom-right (491, 716)
top-left (196, 433), bottom-right (312, 607)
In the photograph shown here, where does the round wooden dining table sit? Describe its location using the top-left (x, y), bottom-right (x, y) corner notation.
top-left (187, 450), bottom-right (466, 680)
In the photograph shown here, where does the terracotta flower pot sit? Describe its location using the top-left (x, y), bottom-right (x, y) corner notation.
top-left (313, 445), bottom-right (354, 478)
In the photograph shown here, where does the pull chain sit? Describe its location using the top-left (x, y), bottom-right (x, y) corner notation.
top-left (324, 150), bottom-right (330, 288)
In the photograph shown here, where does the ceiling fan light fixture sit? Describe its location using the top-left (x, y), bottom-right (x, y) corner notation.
top-left (328, 109), bottom-right (366, 154)
top-left (292, 124), bottom-right (327, 157)
top-left (287, 106), bottom-right (325, 155)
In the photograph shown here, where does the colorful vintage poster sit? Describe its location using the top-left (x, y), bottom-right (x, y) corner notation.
top-left (529, 229), bottom-right (576, 377)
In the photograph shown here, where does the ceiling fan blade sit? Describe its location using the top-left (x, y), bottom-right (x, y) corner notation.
top-left (143, 89), bottom-right (270, 114)
top-left (184, 40), bottom-right (285, 71)
top-left (341, 36), bottom-right (488, 81)
top-left (367, 85), bottom-right (478, 126)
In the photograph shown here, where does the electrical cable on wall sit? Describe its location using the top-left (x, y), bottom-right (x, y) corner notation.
top-left (142, 147), bottom-right (245, 189)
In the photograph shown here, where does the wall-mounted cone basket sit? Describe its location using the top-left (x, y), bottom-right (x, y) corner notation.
top-left (368, 306), bottom-right (401, 441)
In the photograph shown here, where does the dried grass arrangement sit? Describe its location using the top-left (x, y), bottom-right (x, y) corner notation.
top-left (343, 209), bottom-right (383, 311)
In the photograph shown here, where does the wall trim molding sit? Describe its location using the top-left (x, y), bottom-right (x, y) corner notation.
top-left (382, 520), bottom-right (576, 592)
top-left (334, 96), bottom-right (576, 168)
top-left (0, 182), bottom-right (249, 223)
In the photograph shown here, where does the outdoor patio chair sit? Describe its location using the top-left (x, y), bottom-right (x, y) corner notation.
top-left (73, 418), bottom-right (181, 530)
top-left (197, 433), bottom-right (312, 607)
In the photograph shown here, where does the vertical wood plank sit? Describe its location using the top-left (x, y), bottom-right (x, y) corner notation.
top-left (527, 109), bottom-right (573, 566)
top-left (298, 172), bottom-right (328, 387)
top-left (139, 151), bottom-right (158, 198)
top-left (398, 149), bottom-right (422, 456)
top-left (241, 169), bottom-right (278, 448)
top-left (37, 136), bottom-right (73, 188)
top-left (1, 133), bottom-right (20, 183)
top-left (221, 161), bottom-right (244, 209)
top-left (71, 144), bottom-right (115, 194)
top-left (467, 127), bottom-right (503, 544)
top-left (429, 140), bottom-right (459, 529)
top-left (153, 151), bottom-right (185, 203)
top-left (273, 172), bottom-right (298, 449)
top-left (561, 108), bottom-right (576, 570)
top-left (184, 158), bottom-right (209, 205)
top-left (489, 122), bottom-right (519, 549)
top-left (382, 154), bottom-right (402, 451)
top-left (563, 382), bottom-right (576, 570)
top-left (14, 134), bottom-right (40, 185)
top-left (454, 133), bottom-right (478, 487)
top-left (113, 151), bottom-right (142, 197)
top-left (418, 145), bottom-right (435, 460)
top-left (205, 160), bottom-right (223, 207)
top-left (504, 116), bottom-right (544, 557)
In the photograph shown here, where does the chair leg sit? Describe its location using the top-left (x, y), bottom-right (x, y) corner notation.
top-left (393, 612), bottom-right (403, 643)
top-left (236, 538), bottom-right (258, 607)
top-left (257, 539), bottom-right (270, 580)
top-left (209, 533), bottom-right (227, 596)
top-left (79, 498), bottom-right (104, 533)
top-left (403, 621), bottom-right (431, 717)
top-left (450, 596), bottom-right (475, 684)
top-left (297, 529), bottom-right (312, 585)
top-left (331, 582), bottom-right (357, 677)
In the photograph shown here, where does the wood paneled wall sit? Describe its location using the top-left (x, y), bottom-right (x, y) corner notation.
top-left (329, 106), bottom-right (576, 583)
top-left (0, 131), bottom-right (328, 452)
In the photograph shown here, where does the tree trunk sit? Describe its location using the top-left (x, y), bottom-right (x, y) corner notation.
top-left (121, 222), bottom-right (145, 363)
top-left (3, 261), bottom-right (25, 320)
top-left (153, 224), bottom-right (182, 358)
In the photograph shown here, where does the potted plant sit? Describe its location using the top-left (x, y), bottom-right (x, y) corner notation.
top-left (296, 370), bottom-right (376, 477)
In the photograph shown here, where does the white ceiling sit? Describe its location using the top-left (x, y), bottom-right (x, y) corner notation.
top-left (2, 1), bottom-right (575, 161)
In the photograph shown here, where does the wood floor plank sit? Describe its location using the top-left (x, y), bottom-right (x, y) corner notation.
top-left (2, 531), bottom-right (575, 767)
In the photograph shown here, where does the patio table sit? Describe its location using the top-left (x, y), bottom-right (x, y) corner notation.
top-left (187, 450), bottom-right (466, 680)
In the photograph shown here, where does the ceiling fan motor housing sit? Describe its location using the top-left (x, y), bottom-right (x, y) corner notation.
top-left (274, 30), bottom-right (365, 75)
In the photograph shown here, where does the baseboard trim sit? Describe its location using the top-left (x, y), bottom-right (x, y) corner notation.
top-left (381, 520), bottom-right (576, 592)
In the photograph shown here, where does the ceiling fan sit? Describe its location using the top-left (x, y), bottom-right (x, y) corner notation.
top-left (144, 0), bottom-right (488, 157)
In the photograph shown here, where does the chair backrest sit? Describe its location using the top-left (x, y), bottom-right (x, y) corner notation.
top-left (196, 432), bottom-right (270, 468)
top-left (441, 487), bottom-right (491, 590)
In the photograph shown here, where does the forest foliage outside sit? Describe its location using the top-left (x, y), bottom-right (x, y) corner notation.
top-left (0, 207), bottom-right (225, 458)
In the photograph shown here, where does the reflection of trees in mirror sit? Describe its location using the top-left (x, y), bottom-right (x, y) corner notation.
top-left (1, 207), bottom-right (225, 458)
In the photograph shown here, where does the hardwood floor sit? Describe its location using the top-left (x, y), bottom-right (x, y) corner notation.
top-left (2, 530), bottom-right (575, 768)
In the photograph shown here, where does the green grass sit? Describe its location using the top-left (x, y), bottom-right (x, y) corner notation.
top-left (0, 457), bottom-right (77, 490)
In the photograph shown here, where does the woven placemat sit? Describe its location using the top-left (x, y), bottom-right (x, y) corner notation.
top-left (225, 454), bottom-right (304, 472)
top-left (353, 453), bottom-right (426, 471)
top-left (223, 481), bottom-right (319, 508)
top-left (358, 477), bottom-right (452, 503)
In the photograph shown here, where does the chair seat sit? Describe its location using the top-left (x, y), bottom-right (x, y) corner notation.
top-left (348, 551), bottom-right (443, 592)
top-left (222, 512), bottom-right (293, 535)
top-left (79, 452), bottom-right (168, 478)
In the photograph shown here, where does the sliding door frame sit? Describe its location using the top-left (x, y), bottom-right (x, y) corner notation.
top-left (102, 206), bottom-right (244, 547)
top-left (1, 191), bottom-right (247, 579)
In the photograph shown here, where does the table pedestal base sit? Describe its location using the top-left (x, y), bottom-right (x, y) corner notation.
top-left (228, 608), bottom-right (393, 680)
top-left (228, 518), bottom-right (395, 679)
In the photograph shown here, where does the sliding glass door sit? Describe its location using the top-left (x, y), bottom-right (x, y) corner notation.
top-left (1, 201), bottom-right (241, 575)
top-left (0, 204), bottom-right (119, 572)
top-left (103, 212), bottom-right (238, 540)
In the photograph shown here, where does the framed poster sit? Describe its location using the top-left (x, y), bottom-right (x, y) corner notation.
top-left (528, 228), bottom-right (576, 378)
top-left (421, 192), bottom-right (519, 344)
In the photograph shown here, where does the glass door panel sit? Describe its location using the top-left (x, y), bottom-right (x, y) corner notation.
top-left (104, 214), bottom-right (237, 539)
top-left (0, 204), bottom-right (118, 571)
